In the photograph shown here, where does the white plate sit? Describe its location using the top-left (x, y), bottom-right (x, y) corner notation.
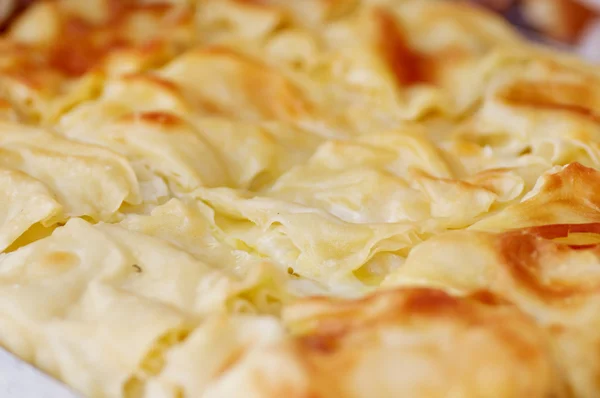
top-left (0, 348), bottom-right (80, 398)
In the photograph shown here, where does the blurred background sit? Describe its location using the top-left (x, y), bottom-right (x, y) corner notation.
top-left (465, 0), bottom-right (600, 61)
top-left (1, 0), bottom-right (599, 61)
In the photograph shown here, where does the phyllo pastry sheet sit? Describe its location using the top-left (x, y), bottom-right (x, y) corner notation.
top-left (1, 0), bottom-right (600, 397)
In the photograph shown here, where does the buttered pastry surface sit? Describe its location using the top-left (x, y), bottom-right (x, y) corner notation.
top-left (1, 0), bottom-right (600, 397)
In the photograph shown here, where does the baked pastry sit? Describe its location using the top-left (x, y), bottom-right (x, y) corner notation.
top-left (1, 0), bottom-right (600, 397)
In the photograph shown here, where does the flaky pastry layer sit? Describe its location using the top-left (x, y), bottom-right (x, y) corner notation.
top-left (1, 0), bottom-right (600, 397)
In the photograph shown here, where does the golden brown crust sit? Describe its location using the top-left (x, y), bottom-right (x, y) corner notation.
top-left (286, 288), bottom-right (565, 398)
top-left (386, 221), bottom-right (600, 395)
top-left (374, 8), bottom-right (436, 87)
top-left (497, 224), bottom-right (600, 300)
top-left (471, 163), bottom-right (600, 230)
